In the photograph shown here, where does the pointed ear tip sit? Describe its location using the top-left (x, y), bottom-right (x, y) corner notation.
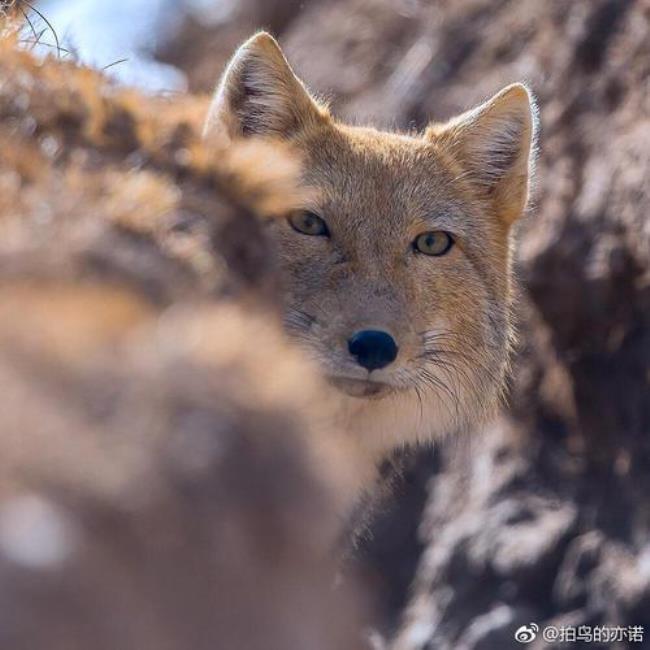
top-left (498, 83), bottom-right (538, 121)
top-left (240, 31), bottom-right (282, 56)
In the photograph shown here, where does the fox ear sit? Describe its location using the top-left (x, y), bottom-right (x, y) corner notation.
top-left (204, 32), bottom-right (326, 143)
top-left (428, 84), bottom-right (536, 224)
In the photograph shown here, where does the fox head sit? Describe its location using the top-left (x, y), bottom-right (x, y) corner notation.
top-left (204, 32), bottom-right (536, 469)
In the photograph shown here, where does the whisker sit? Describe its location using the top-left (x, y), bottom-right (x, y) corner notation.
top-left (283, 308), bottom-right (316, 333)
top-left (420, 367), bottom-right (458, 425)
top-left (413, 382), bottom-right (424, 431)
top-left (414, 325), bottom-right (506, 419)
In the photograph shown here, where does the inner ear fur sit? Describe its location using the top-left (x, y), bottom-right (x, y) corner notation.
top-left (203, 32), bottom-right (327, 143)
top-left (427, 84), bottom-right (536, 225)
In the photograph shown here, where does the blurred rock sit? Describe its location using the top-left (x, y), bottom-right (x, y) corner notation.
top-left (157, 0), bottom-right (322, 93)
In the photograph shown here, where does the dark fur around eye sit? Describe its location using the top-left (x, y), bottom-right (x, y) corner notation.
top-left (288, 211), bottom-right (330, 237)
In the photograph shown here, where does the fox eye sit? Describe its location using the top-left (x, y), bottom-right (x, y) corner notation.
top-left (413, 231), bottom-right (454, 256)
top-left (288, 210), bottom-right (329, 237)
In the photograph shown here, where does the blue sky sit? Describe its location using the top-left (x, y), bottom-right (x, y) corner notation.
top-left (36, 0), bottom-right (231, 92)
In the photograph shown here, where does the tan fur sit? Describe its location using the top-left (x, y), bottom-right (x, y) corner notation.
top-left (205, 32), bottom-right (536, 483)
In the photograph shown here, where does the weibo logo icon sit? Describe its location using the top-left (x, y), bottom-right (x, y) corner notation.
top-left (514, 623), bottom-right (539, 643)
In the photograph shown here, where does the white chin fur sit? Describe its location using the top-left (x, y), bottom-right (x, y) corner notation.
top-left (328, 384), bottom-right (470, 462)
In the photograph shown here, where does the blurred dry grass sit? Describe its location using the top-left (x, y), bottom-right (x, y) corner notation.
top-left (0, 18), bottom-right (368, 650)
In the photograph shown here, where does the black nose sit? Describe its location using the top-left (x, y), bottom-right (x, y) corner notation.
top-left (347, 330), bottom-right (398, 372)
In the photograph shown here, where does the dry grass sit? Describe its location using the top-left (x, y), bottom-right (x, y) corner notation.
top-left (0, 25), bottom-right (367, 650)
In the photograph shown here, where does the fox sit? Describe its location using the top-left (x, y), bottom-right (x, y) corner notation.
top-left (204, 32), bottom-right (536, 495)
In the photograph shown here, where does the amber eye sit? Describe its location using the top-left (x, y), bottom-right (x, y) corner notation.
top-left (288, 211), bottom-right (329, 237)
top-left (413, 231), bottom-right (454, 256)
